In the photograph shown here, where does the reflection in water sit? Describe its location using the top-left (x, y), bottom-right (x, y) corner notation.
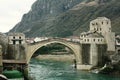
top-left (29, 59), bottom-right (120, 80)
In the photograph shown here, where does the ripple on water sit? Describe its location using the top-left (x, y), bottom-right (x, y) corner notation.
top-left (29, 59), bottom-right (120, 80)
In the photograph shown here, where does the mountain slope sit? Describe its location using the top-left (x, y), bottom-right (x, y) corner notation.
top-left (10, 0), bottom-right (120, 37)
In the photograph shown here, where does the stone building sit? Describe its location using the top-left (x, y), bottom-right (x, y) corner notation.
top-left (80, 17), bottom-right (115, 67)
top-left (7, 33), bottom-right (26, 60)
top-left (8, 33), bottom-right (25, 45)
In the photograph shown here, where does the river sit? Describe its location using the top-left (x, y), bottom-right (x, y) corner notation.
top-left (29, 59), bottom-right (120, 80)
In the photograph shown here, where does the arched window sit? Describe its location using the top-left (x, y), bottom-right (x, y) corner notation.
top-left (93, 39), bottom-right (95, 42)
top-left (102, 22), bottom-right (103, 24)
top-left (100, 28), bottom-right (102, 31)
top-left (19, 40), bottom-right (22, 44)
top-left (96, 23), bottom-right (98, 25)
top-left (13, 41), bottom-right (16, 45)
top-left (98, 39), bottom-right (99, 42)
top-left (13, 36), bottom-right (15, 39)
top-left (96, 28), bottom-right (98, 31)
top-left (107, 21), bottom-right (109, 24)
top-left (94, 28), bottom-right (96, 31)
top-left (92, 23), bottom-right (95, 26)
top-left (19, 36), bottom-right (21, 39)
top-left (87, 39), bottom-right (89, 42)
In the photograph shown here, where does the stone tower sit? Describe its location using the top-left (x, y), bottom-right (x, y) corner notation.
top-left (90, 17), bottom-right (111, 36)
top-left (90, 17), bottom-right (115, 52)
top-left (80, 17), bottom-right (115, 68)
top-left (8, 33), bottom-right (26, 60)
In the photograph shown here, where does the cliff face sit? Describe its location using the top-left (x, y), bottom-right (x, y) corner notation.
top-left (10, 0), bottom-right (120, 37)
top-left (10, 0), bottom-right (83, 37)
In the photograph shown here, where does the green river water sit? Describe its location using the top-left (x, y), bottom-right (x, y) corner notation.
top-left (29, 59), bottom-right (120, 80)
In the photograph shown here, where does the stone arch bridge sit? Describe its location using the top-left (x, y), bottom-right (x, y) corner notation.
top-left (1, 37), bottom-right (100, 79)
top-left (25, 38), bottom-right (82, 64)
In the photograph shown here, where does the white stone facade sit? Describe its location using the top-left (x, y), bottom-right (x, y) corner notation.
top-left (80, 32), bottom-right (105, 44)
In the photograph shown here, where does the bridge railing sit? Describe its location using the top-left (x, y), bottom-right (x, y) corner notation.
top-left (27, 37), bottom-right (80, 45)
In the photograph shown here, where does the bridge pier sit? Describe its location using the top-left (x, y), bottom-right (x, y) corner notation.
top-left (23, 64), bottom-right (29, 80)
top-left (75, 45), bottom-right (82, 65)
top-left (90, 43), bottom-right (98, 66)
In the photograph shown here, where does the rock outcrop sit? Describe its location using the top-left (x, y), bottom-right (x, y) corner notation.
top-left (9, 0), bottom-right (120, 37)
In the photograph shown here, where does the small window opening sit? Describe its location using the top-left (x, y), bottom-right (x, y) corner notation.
top-left (98, 39), bottom-right (99, 41)
top-left (96, 23), bottom-right (98, 25)
top-left (13, 41), bottom-right (16, 45)
top-left (13, 36), bottom-right (15, 39)
top-left (94, 28), bottom-right (96, 31)
top-left (107, 21), bottom-right (109, 24)
top-left (19, 40), bottom-right (22, 44)
top-left (92, 23), bottom-right (95, 26)
top-left (102, 22), bottom-right (103, 24)
top-left (19, 36), bottom-right (21, 39)
top-left (100, 28), bottom-right (102, 31)
top-left (87, 39), bottom-right (89, 42)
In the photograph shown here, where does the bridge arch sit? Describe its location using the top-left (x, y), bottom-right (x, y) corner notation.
top-left (26, 39), bottom-right (82, 64)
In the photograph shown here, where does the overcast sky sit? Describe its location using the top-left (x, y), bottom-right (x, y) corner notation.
top-left (0, 0), bottom-right (36, 33)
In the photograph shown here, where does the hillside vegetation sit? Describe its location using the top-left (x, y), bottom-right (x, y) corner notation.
top-left (10, 0), bottom-right (120, 37)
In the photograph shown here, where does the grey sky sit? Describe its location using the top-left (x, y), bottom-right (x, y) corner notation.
top-left (0, 0), bottom-right (36, 33)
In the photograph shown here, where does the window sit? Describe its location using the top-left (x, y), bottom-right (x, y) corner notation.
top-left (13, 41), bottom-right (16, 45)
top-left (93, 39), bottom-right (95, 42)
top-left (102, 22), bottom-right (103, 24)
top-left (107, 21), bottom-right (109, 24)
top-left (87, 39), bottom-right (89, 42)
top-left (92, 23), bottom-right (95, 26)
top-left (13, 36), bottom-right (15, 39)
top-left (96, 23), bottom-right (98, 25)
top-left (100, 28), bottom-right (102, 31)
top-left (94, 28), bottom-right (96, 31)
top-left (101, 39), bottom-right (102, 41)
top-left (19, 40), bottom-right (22, 44)
top-left (109, 28), bottom-right (111, 32)
top-left (19, 36), bottom-right (21, 39)
top-left (98, 39), bottom-right (99, 41)
top-left (84, 39), bottom-right (86, 42)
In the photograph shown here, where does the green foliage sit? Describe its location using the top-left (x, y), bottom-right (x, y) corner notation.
top-left (34, 43), bottom-right (66, 55)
